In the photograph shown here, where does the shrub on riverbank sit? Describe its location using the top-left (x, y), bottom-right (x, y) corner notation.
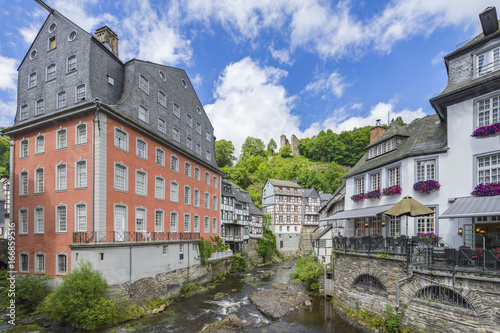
top-left (290, 253), bottom-right (323, 291)
top-left (257, 215), bottom-right (276, 262)
top-left (232, 251), bottom-right (250, 272)
top-left (40, 261), bottom-right (118, 329)
top-left (13, 274), bottom-right (52, 311)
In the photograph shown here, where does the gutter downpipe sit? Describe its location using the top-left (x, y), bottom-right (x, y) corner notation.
top-left (129, 245), bottom-right (133, 295)
top-left (396, 269), bottom-right (413, 311)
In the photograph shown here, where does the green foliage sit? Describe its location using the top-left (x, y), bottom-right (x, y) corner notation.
top-left (231, 251), bottom-right (250, 272)
top-left (0, 131), bottom-right (10, 178)
top-left (40, 261), bottom-right (118, 329)
top-left (197, 238), bottom-right (215, 265)
top-left (290, 253), bottom-right (323, 291)
top-left (384, 304), bottom-right (406, 333)
top-left (180, 282), bottom-right (208, 297)
top-left (279, 145), bottom-right (292, 158)
top-left (13, 274), bottom-right (52, 311)
top-left (257, 215), bottom-right (276, 262)
top-left (267, 139), bottom-right (277, 154)
top-left (215, 139), bottom-right (236, 168)
top-left (241, 137), bottom-right (266, 158)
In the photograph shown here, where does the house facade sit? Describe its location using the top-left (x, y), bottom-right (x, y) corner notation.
top-left (6, 6), bottom-right (222, 279)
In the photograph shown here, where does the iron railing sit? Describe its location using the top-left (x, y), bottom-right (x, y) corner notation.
top-left (73, 231), bottom-right (201, 244)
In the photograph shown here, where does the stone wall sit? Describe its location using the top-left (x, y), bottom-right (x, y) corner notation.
top-left (333, 252), bottom-right (500, 333)
top-left (111, 257), bottom-right (233, 302)
top-left (244, 239), bottom-right (263, 264)
top-left (298, 225), bottom-right (316, 254)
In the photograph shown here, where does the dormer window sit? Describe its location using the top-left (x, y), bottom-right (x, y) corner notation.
top-left (367, 137), bottom-right (403, 159)
top-left (473, 39), bottom-right (500, 78)
top-left (139, 75), bottom-right (149, 94)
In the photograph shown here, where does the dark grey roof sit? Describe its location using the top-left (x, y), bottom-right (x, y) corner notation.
top-left (319, 182), bottom-right (345, 214)
top-left (249, 203), bottom-right (263, 216)
top-left (268, 179), bottom-right (301, 188)
top-left (320, 193), bottom-right (333, 203)
top-left (344, 114), bottom-right (447, 178)
top-left (239, 191), bottom-right (253, 204)
top-left (303, 188), bottom-right (320, 198)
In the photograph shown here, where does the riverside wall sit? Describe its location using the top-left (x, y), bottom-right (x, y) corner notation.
top-left (333, 251), bottom-right (500, 333)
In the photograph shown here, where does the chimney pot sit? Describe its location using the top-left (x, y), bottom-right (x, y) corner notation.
top-left (95, 26), bottom-right (119, 57)
top-left (479, 7), bottom-right (499, 37)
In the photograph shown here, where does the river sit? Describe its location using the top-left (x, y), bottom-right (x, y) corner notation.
top-left (129, 260), bottom-right (361, 333)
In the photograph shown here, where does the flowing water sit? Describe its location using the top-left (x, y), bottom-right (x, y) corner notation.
top-left (130, 260), bottom-right (361, 333)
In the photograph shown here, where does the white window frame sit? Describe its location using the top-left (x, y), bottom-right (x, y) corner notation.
top-left (156, 148), bottom-right (165, 166)
top-left (114, 127), bottom-right (129, 151)
top-left (56, 204), bottom-right (67, 233)
top-left (184, 162), bottom-right (191, 177)
top-left (416, 207), bottom-right (436, 234)
top-left (204, 192), bottom-right (210, 209)
top-left (416, 159), bottom-right (436, 182)
top-left (155, 176), bottom-right (165, 200)
top-left (135, 207), bottom-right (146, 232)
top-left (57, 91), bottom-right (67, 109)
top-left (56, 162), bottom-right (67, 191)
top-left (29, 72), bottom-right (37, 89)
top-left (194, 215), bottom-right (200, 233)
top-left (56, 253), bottom-right (68, 275)
top-left (194, 167), bottom-right (200, 181)
top-left (75, 202), bottom-right (87, 232)
top-left (204, 172), bottom-right (210, 185)
top-left (196, 142), bottom-right (201, 155)
top-left (186, 113), bottom-right (192, 127)
top-left (34, 206), bottom-right (44, 234)
top-left (46, 63), bottom-right (56, 81)
top-left (170, 211), bottom-right (178, 232)
top-left (158, 117), bottom-right (166, 134)
top-left (67, 55), bottom-right (77, 73)
top-left (476, 94), bottom-right (500, 128)
top-left (155, 209), bottom-right (164, 232)
top-left (184, 185), bottom-right (191, 205)
top-left (76, 84), bottom-right (86, 103)
top-left (173, 127), bottom-right (180, 142)
top-left (19, 209), bottom-right (28, 234)
top-left (136, 138), bottom-right (148, 159)
top-left (474, 41), bottom-right (500, 78)
top-left (158, 90), bottom-right (167, 108)
top-left (75, 122), bottom-right (87, 145)
top-left (212, 195), bottom-right (218, 211)
top-left (114, 162), bottom-right (128, 191)
top-left (114, 204), bottom-right (128, 234)
top-left (20, 138), bottom-right (29, 158)
top-left (194, 189), bottom-right (200, 207)
top-left (139, 74), bottom-right (149, 94)
top-left (135, 169), bottom-right (147, 196)
top-left (186, 136), bottom-right (192, 150)
top-left (206, 130), bottom-right (212, 142)
top-left (213, 176), bottom-right (218, 188)
top-left (75, 159), bottom-right (87, 188)
top-left (138, 105), bottom-right (149, 123)
top-left (388, 165), bottom-right (401, 187)
top-left (477, 152), bottom-right (500, 185)
top-left (204, 216), bottom-right (209, 234)
top-left (20, 253), bottom-right (29, 273)
top-left (355, 177), bottom-right (365, 194)
top-left (196, 121), bottom-right (201, 134)
top-left (35, 166), bottom-right (44, 194)
top-left (19, 170), bottom-right (28, 196)
top-left (36, 99), bottom-right (45, 116)
top-left (369, 172), bottom-right (380, 191)
top-left (212, 218), bottom-right (217, 234)
top-left (173, 102), bottom-right (180, 118)
top-left (56, 127), bottom-right (67, 149)
top-left (171, 155), bottom-right (179, 172)
top-left (170, 181), bottom-right (179, 202)
top-left (184, 213), bottom-right (191, 232)
top-left (35, 252), bottom-right (45, 274)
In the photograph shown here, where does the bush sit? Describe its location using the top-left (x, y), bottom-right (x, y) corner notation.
top-left (290, 253), bottom-right (323, 291)
top-left (231, 251), bottom-right (249, 272)
top-left (257, 229), bottom-right (276, 262)
top-left (384, 304), bottom-right (405, 333)
top-left (14, 274), bottom-right (52, 311)
top-left (40, 261), bottom-right (118, 329)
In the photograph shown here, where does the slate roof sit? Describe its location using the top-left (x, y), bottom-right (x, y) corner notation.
top-left (249, 203), bottom-right (264, 216)
top-left (344, 114), bottom-right (447, 178)
top-left (267, 179), bottom-right (301, 188)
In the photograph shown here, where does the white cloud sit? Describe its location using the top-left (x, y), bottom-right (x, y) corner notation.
top-left (269, 44), bottom-right (293, 65)
top-left (351, 103), bottom-right (363, 111)
top-left (304, 71), bottom-right (350, 99)
top-left (52, 0), bottom-right (118, 32)
top-left (0, 56), bottom-right (17, 91)
top-left (190, 73), bottom-right (203, 88)
top-left (431, 50), bottom-right (448, 66)
top-left (0, 97), bottom-right (16, 126)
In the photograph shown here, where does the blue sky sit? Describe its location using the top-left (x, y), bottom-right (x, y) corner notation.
top-left (0, 0), bottom-right (494, 156)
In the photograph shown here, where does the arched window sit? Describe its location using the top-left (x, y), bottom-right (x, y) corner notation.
top-left (353, 274), bottom-right (386, 291)
top-left (416, 285), bottom-right (475, 311)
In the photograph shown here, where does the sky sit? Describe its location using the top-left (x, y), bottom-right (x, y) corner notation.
top-left (0, 0), bottom-right (495, 157)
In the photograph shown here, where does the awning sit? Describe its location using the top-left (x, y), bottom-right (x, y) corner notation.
top-left (321, 204), bottom-right (394, 221)
top-left (440, 196), bottom-right (500, 219)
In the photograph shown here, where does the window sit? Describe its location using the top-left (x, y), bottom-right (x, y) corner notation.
top-left (35, 167), bottom-right (44, 193)
top-left (162, 245), bottom-right (168, 255)
top-left (194, 167), bottom-right (200, 181)
top-left (388, 166), bottom-right (401, 187)
top-left (196, 142), bottom-right (201, 155)
top-left (68, 30), bottom-right (77, 41)
top-left (155, 176), bottom-right (165, 199)
top-left (135, 207), bottom-right (146, 232)
top-left (370, 172), bottom-right (380, 191)
top-left (184, 186), bottom-right (191, 205)
top-left (170, 212), bottom-right (178, 232)
top-left (156, 148), bottom-right (165, 166)
top-left (114, 128), bottom-right (128, 151)
top-left (179, 244), bottom-right (184, 260)
top-left (139, 74), bottom-right (149, 94)
top-left (212, 195), bottom-right (218, 210)
top-left (170, 181), bottom-right (179, 202)
top-left (194, 189), bottom-right (200, 207)
top-left (212, 218), bottom-right (217, 233)
top-left (159, 70), bottom-right (166, 81)
top-left (35, 253), bottom-right (45, 273)
top-left (56, 128), bottom-right (67, 149)
top-left (48, 36), bottom-right (56, 50)
top-left (29, 72), bottom-right (37, 88)
top-left (158, 118), bottom-right (166, 134)
top-left (35, 207), bottom-right (44, 233)
top-left (114, 162), bottom-right (128, 191)
top-left (47, 64), bottom-right (56, 81)
top-left (173, 103), bottom-right (180, 118)
top-left (368, 137), bottom-right (403, 159)
top-left (57, 253), bottom-right (68, 275)
top-left (135, 170), bottom-right (147, 196)
top-left (389, 216), bottom-right (400, 237)
top-left (478, 153), bottom-right (499, 184)
top-left (139, 105), bottom-right (149, 123)
top-left (75, 160), bottom-right (87, 188)
top-left (57, 91), bottom-right (67, 109)
top-left (20, 253), bottom-right (29, 273)
top-left (36, 99), bottom-right (45, 116)
top-left (204, 192), bottom-right (210, 209)
top-left (206, 150), bottom-right (211, 161)
top-left (204, 216), bottom-right (209, 233)
top-left (75, 123), bottom-right (87, 145)
top-left (20, 105), bottom-right (28, 121)
top-left (417, 208), bottom-right (435, 234)
top-left (20, 139), bottom-right (29, 158)
top-left (196, 106), bottom-right (201, 114)
top-left (56, 205), bottom-right (67, 233)
top-left (19, 209), bottom-right (28, 234)
top-left (184, 214), bottom-right (190, 232)
top-left (173, 127), bottom-right (180, 142)
top-left (477, 95), bottom-right (499, 127)
top-left (56, 163), bottom-right (67, 191)
top-left (476, 46), bottom-right (500, 77)
top-left (184, 162), bottom-right (191, 177)
top-left (155, 210), bottom-right (164, 232)
top-left (206, 130), bottom-right (212, 142)
top-left (213, 176), bottom-right (218, 188)
top-left (186, 136), bottom-right (192, 150)
top-left (136, 139), bottom-right (147, 159)
top-left (194, 215), bottom-right (200, 233)
top-left (416, 160), bottom-right (435, 182)
top-left (186, 114), bottom-right (192, 127)
top-left (204, 172), bottom-right (210, 185)
top-left (196, 121), bottom-right (201, 134)
top-left (75, 203), bottom-right (87, 232)
top-left (114, 204), bottom-right (127, 235)
top-left (76, 84), bottom-right (86, 102)
top-left (171, 155), bottom-right (179, 171)
top-left (67, 55), bottom-right (77, 73)
top-left (20, 171), bottom-right (28, 196)
top-left (356, 177), bottom-right (365, 194)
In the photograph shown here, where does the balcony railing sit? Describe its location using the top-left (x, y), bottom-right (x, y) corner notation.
top-left (208, 249), bottom-right (233, 261)
top-left (73, 231), bottom-right (200, 244)
top-left (223, 235), bottom-right (243, 242)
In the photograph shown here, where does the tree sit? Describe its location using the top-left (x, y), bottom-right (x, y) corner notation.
top-left (241, 137), bottom-right (265, 158)
top-left (279, 145), bottom-right (292, 158)
top-left (215, 139), bottom-right (236, 168)
top-left (266, 139), bottom-right (277, 155)
top-left (0, 130), bottom-right (10, 178)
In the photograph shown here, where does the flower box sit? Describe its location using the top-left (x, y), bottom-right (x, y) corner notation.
top-left (416, 233), bottom-right (441, 246)
top-left (471, 183), bottom-right (500, 197)
top-left (471, 123), bottom-right (500, 138)
top-left (351, 193), bottom-right (365, 203)
top-left (365, 189), bottom-right (381, 200)
top-left (382, 185), bottom-right (402, 196)
top-left (413, 180), bottom-right (440, 194)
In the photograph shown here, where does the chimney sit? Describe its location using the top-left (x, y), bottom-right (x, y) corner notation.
top-left (95, 26), bottom-right (119, 57)
top-left (479, 7), bottom-right (499, 37)
top-left (370, 119), bottom-right (386, 143)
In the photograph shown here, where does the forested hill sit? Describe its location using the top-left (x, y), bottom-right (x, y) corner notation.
top-left (216, 125), bottom-right (373, 209)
